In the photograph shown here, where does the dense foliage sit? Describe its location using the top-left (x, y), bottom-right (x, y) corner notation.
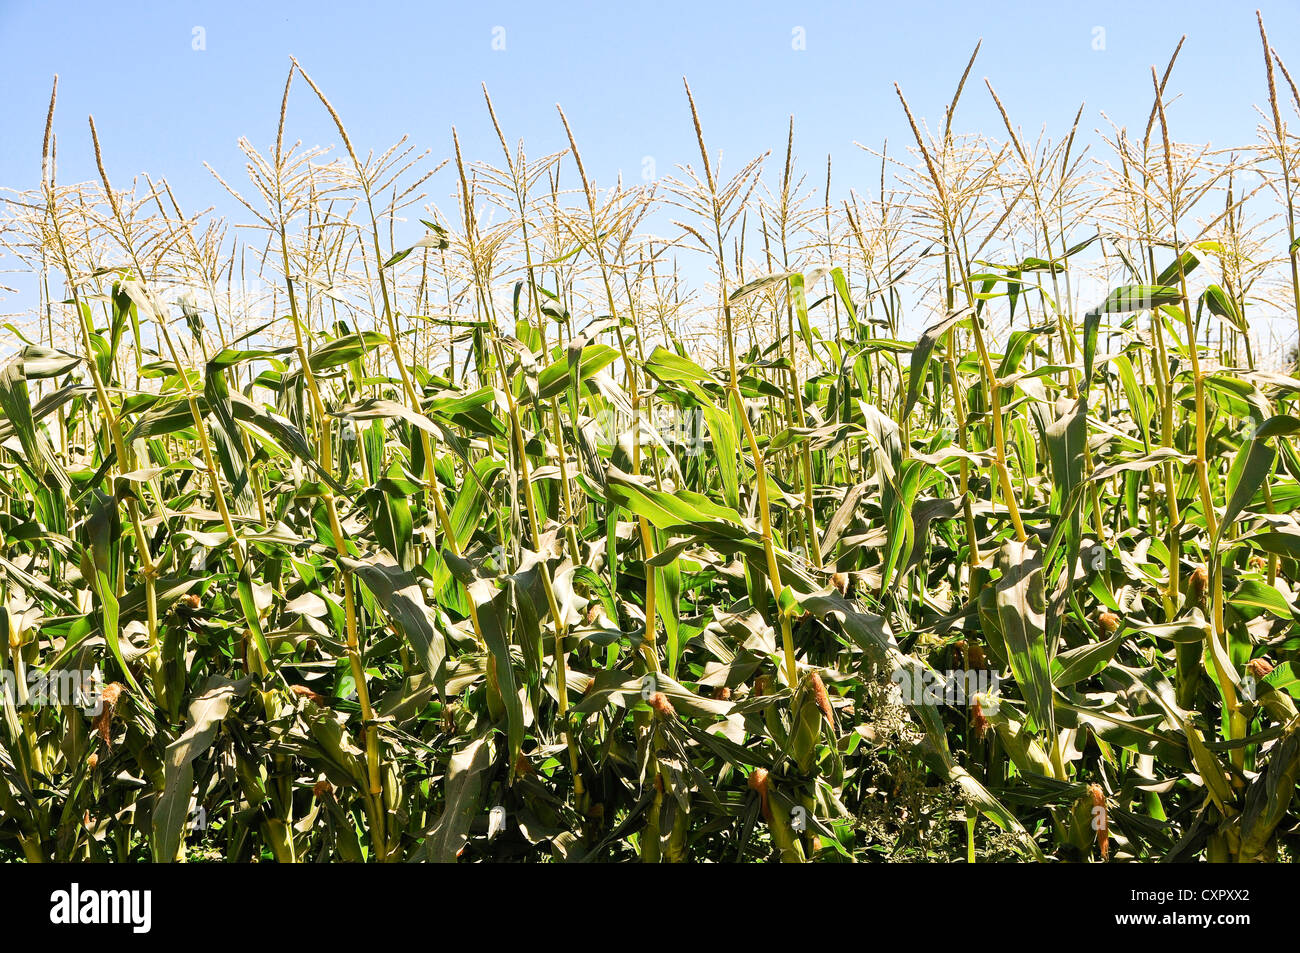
top-left (2, 20), bottom-right (1300, 862)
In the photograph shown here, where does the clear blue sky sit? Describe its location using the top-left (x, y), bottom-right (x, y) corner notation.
top-left (2, 0), bottom-right (1298, 266)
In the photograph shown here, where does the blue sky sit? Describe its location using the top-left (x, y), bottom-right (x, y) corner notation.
top-left (2, 0), bottom-right (1298, 280)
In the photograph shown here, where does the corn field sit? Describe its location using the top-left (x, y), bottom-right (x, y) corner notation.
top-left (2, 16), bottom-right (1300, 864)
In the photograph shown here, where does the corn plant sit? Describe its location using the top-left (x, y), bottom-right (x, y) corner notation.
top-left (1, 16), bottom-right (1300, 863)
